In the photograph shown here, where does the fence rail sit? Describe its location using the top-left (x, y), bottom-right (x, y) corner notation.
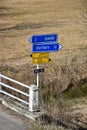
top-left (0, 73), bottom-right (39, 112)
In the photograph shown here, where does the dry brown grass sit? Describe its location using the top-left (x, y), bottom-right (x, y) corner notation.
top-left (0, 0), bottom-right (87, 93)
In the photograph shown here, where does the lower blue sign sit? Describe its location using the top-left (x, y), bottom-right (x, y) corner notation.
top-left (32, 43), bottom-right (62, 53)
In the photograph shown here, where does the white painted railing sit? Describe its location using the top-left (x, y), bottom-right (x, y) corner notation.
top-left (0, 73), bottom-right (39, 112)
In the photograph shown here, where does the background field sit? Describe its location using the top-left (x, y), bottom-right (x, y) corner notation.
top-left (0, 0), bottom-right (87, 91)
top-left (0, 0), bottom-right (87, 129)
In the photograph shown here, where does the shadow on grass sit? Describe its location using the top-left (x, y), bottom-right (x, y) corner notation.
top-left (40, 114), bottom-right (87, 130)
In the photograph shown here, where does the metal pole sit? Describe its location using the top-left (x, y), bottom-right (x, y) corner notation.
top-left (0, 72), bottom-right (1, 91)
top-left (36, 64), bottom-right (40, 110)
top-left (37, 64), bottom-right (39, 88)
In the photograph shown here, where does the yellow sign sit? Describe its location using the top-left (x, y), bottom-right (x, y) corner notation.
top-left (32, 58), bottom-right (51, 64)
top-left (31, 52), bottom-right (49, 58)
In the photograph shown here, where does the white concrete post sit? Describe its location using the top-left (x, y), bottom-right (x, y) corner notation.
top-left (29, 84), bottom-right (39, 112)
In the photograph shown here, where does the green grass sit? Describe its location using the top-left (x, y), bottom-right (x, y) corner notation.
top-left (63, 85), bottom-right (87, 99)
top-left (42, 84), bottom-right (87, 108)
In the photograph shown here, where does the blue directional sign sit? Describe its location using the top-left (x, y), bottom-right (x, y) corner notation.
top-left (32, 43), bottom-right (62, 53)
top-left (29, 34), bottom-right (58, 44)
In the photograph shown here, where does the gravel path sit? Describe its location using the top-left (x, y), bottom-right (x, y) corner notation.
top-left (0, 109), bottom-right (27, 130)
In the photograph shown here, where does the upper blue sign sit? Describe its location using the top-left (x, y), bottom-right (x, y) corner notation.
top-left (29, 34), bottom-right (58, 44)
top-left (32, 43), bottom-right (62, 53)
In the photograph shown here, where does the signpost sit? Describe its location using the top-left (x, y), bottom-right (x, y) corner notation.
top-left (29, 33), bottom-right (58, 44)
top-left (28, 33), bottom-right (63, 88)
top-left (28, 33), bottom-right (63, 110)
top-left (32, 43), bottom-right (62, 53)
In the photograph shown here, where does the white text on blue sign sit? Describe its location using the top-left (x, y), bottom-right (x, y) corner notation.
top-left (32, 43), bottom-right (62, 53)
top-left (29, 34), bottom-right (58, 44)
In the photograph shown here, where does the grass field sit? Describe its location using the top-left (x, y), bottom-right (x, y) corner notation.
top-left (0, 0), bottom-right (87, 95)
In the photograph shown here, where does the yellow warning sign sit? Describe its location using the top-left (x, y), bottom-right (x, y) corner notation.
top-left (31, 52), bottom-right (49, 58)
top-left (32, 58), bottom-right (51, 64)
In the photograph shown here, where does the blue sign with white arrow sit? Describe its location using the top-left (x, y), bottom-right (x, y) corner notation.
top-left (32, 43), bottom-right (62, 53)
top-left (29, 34), bottom-right (58, 44)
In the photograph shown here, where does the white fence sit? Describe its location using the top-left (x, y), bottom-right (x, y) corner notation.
top-left (0, 73), bottom-right (39, 112)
